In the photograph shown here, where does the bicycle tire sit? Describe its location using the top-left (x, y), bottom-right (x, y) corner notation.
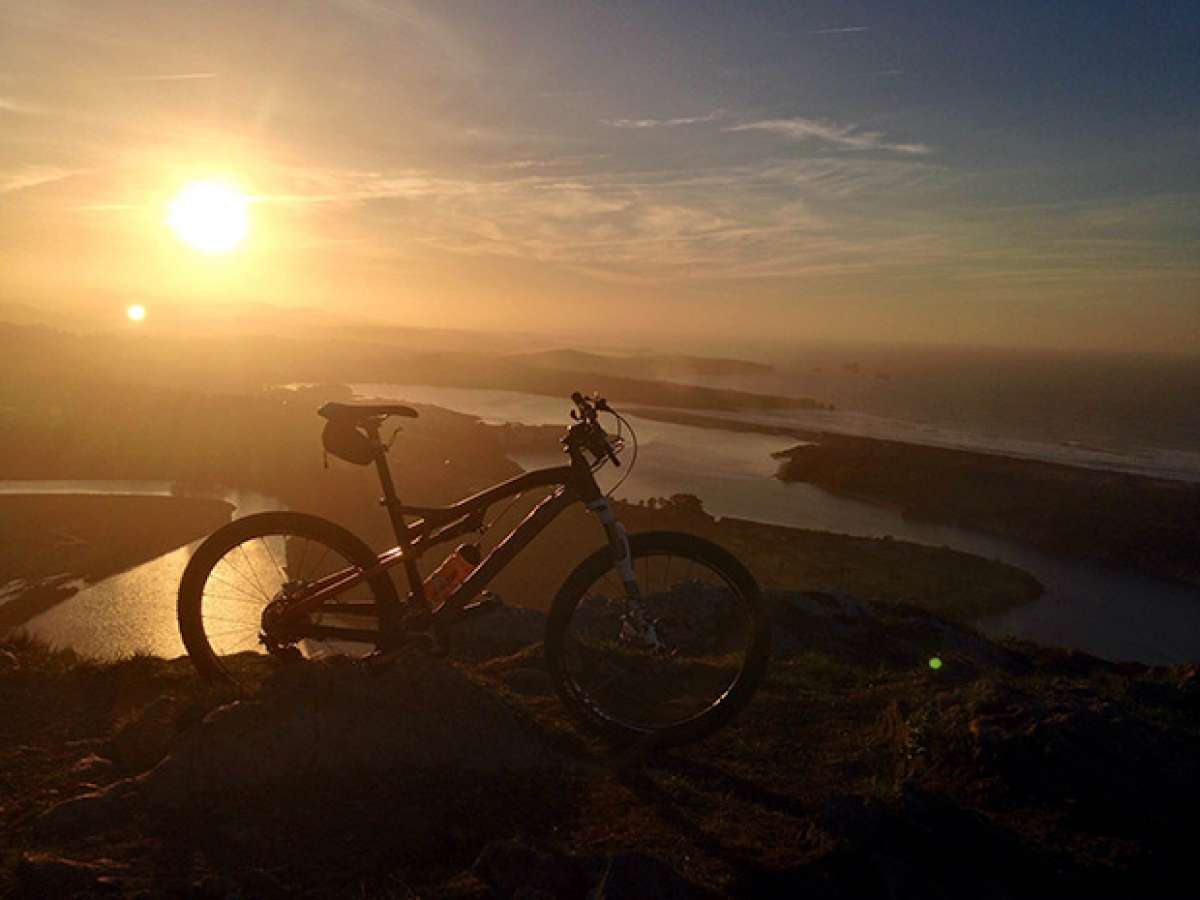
top-left (178, 511), bottom-right (400, 685)
top-left (545, 531), bottom-right (769, 748)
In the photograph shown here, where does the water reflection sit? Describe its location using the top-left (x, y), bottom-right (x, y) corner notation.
top-left (2, 482), bottom-right (281, 660)
top-left (361, 385), bottom-right (1200, 665)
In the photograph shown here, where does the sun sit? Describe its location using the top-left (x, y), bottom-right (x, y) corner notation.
top-left (126, 304), bottom-right (147, 323)
top-left (166, 179), bottom-right (249, 254)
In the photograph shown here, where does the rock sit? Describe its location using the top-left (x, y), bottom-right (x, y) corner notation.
top-left (947, 680), bottom-right (1200, 832)
top-left (70, 753), bottom-right (115, 778)
top-left (453, 601), bottom-right (547, 661)
top-left (778, 591), bottom-right (871, 622)
top-left (591, 851), bottom-right (715, 900)
top-left (740, 788), bottom-right (1049, 900)
top-left (35, 782), bottom-right (139, 835)
top-left (472, 839), bottom-right (589, 899)
top-left (16, 851), bottom-right (125, 895)
top-left (767, 590), bottom-right (870, 659)
top-left (766, 589), bottom-right (1028, 676)
top-left (819, 794), bottom-right (886, 849)
top-left (1177, 666), bottom-right (1200, 708)
top-left (501, 666), bottom-right (553, 695)
top-left (39, 657), bottom-right (557, 831)
top-left (108, 695), bottom-right (180, 773)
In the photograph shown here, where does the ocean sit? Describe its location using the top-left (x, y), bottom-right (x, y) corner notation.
top-left (655, 342), bottom-right (1200, 482)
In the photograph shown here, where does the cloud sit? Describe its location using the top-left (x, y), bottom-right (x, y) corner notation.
top-left (808, 26), bottom-right (869, 34)
top-left (110, 72), bottom-right (218, 82)
top-left (603, 110), bottom-right (725, 129)
top-left (0, 166), bottom-right (82, 194)
top-left (0, 96), bottom-right (53, 116)
top-left (254, 151), bottom-right (958, 285)
top-left (726, 118), bottom-right (931, 155)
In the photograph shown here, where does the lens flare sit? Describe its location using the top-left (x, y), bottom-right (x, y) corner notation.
top-left (928, 657), bottom-right (943, 670)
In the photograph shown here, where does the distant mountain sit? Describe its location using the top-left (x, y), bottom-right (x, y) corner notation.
top-left (510, 348), bottom-right (774, 379)
top-left (0, 321), bottom-right (823, 412)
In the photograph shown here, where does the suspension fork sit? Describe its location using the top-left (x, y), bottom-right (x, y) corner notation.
top-left (585, 497), bottom-right (639, 599)
top-left (585, 497), bottom-right (666, 651)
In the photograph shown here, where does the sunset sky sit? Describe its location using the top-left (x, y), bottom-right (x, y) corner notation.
top-left (1, 1), bottom-right (1197, 350)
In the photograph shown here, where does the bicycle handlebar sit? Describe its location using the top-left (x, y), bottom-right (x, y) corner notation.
top-left (568, 392), bottom-right (621, 467)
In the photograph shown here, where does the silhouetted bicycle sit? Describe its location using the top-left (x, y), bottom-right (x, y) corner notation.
top-left (178, 393), bottom-right (769, 747)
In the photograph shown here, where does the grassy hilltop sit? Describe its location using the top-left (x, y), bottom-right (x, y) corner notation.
top-left (3, 594), bottom-right (1198, 898)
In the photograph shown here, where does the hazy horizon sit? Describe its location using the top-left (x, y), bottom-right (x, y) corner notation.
top-left (2, 1), bottom-right (1198, 352)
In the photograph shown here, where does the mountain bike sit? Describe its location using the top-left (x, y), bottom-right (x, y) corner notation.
top-left (178, 393), bottom-right (769, 747)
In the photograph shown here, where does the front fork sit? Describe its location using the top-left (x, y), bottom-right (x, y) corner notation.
top-left (585, 497), bottom-right (666, 652)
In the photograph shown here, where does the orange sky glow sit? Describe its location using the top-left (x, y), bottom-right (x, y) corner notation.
top-left (1, 2), bottom-right (1197, 351)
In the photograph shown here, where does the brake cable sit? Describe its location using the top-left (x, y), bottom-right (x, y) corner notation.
top-left (479, 490), bottom-right (524, 536)
top-left (605, 410), bottom-right (638, 498)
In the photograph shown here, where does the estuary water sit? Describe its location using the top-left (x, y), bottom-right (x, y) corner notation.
top-left (356, 383), bottom-right (1200, 665)
top-left (0, 482), bottom-right (281, 659)
top-left (5, 383), bottom-right (1199, 665)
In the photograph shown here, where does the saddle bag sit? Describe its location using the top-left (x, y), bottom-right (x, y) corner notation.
top-left (321, 419), bottom-right (376, 466)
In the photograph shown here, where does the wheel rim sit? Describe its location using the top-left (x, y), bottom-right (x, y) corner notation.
top-left (558, 551), bottom-right (756, 733)
top-left (194, 530), bottom-right (381, 674)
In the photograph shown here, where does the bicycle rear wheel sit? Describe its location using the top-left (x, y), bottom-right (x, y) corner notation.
top-left (178, 512), bottom-right (399, 687)
top-left (545, 531), bottom-right (769, 748)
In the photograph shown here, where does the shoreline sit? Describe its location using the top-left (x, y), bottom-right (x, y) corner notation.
top-left (0, 494), bottom-right (233, 630)
top-left (774, 433), bottom-right (1200, 590)
top-left (623, 404), bottom-right (1200, 482)
top-left (618, 404), bottom-right (1200, 589)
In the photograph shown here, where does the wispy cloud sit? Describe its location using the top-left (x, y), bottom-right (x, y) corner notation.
top-left (808, 26), bottom-right (869, 34)
top-left (0, 166), bottom-right (83, 194)
top-left (253, 151), bottom-right (955, 284)
top-left (603, 110), bottom-right (725, 129)
top-left (726, 118), bottom-right (931, 155)
top-left (0, 96), bottom-right (53, 116)
top-left (110, 72), bottom-right (218, 82)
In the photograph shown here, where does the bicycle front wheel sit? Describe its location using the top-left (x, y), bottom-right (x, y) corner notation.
top-left (178, 512), bottom-right (399, 688)
top-left (545, 531), bottom-right (769, 748)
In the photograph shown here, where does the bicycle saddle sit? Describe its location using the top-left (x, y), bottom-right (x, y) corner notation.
top-left (318, 401), bottom-right (419, 421)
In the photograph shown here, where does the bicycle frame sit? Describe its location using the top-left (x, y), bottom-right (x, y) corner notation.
top-left (275, 418), bottom-right (630, 645)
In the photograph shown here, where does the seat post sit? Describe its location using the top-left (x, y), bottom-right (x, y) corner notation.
top-left (367, 427), bottom-right (410, 547)
top-left (368, 434), bottom-right (429, 612)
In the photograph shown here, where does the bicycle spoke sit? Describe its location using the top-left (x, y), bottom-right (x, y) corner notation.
top-left (205, 573), bottom-right (266, 606)
top-left (192, 527), bottom-right (383, 679)
top-left (238, 544), bottom-right (271, 601)
top-left (205, 627), bottom-right (259, 639)
top-left (201, 613), bottom-right (259, 627)
top-left (294, 537), bottom-right (310, 583)
top-left (260, 536), bottom-right (286, 580)
top-left (223, 633), bottom-right (261, 652)
top-left (219, 553), bottom-right (266, 602)
top-left (306, 543), bottom-right (333, 582)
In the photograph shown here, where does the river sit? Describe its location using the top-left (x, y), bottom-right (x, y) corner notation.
top-left (0, 482), bottom-right (281, 660)
top-left (358, 384), bottom-right (1200, 665)
top-left (4, 387), bottom-right (1199, 665)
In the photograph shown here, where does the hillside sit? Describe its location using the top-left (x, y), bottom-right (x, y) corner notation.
top-left (0, 322), bottom-right (821, 413)
top-left (3, 594), bottom-right (1197, 898)
top-left (510, 349), bottom-right (775, 379)
top-left (774, 432), bottom-right (1200, 588)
